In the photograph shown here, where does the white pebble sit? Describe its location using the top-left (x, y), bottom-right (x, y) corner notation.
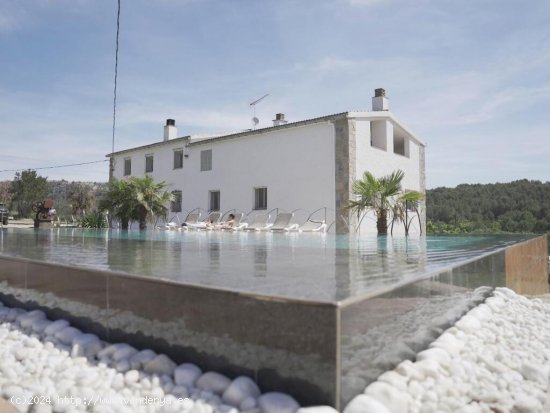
top-left (257, 392), bottom-right (300, 413)
top-left (364, 381), bottom-right (411, 412)
top-left (112, 344), bottom-right (138, 362)
top-left (129, 349), bottom-right (157, 369)
top-left (43, 319), bottom-right (69, 337)
top-left (343, 394), bottom-right (391, 413)
top-left (196, 371), bottom-right (232, 395)
top-left (296, 407), bottom-right (339, 413)
top-left (54, 326), bottom-right (82, 345)
top-left (222, 376), bottom-right (261, 407)
top-left (143, 354), bottom-right (177, 376)
top-left (175, 363), bottom-right (203, 387)
top-left (240, 396), bottom-right (257, 410)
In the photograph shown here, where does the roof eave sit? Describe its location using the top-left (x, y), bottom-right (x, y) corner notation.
top-left (347, 111), bottom-right (426, 147)
top-left (106, 136), bottom-right (190, 158)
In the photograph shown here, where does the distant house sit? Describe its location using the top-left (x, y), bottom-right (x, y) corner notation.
top-left (107, 89), bottom-right (426, 234)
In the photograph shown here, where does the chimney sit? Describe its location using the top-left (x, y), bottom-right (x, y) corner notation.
top-left (272, 113), bottom-right (288, 126)
top-left (164, 119), bottom-right (177, 141)
top-left (372, 88), bottom-right (389, 111)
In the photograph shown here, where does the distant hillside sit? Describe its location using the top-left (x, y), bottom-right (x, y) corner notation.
top-left (47, 180), bottom-right (107, 217)
top-left (0, 179), bottom-right (106, 218)
top-left (426, 180), bottom-right (550, 234)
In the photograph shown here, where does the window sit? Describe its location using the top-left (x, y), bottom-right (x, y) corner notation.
top-left (393, 135), bottom-right (409, 157)
top-left (124, 158), bottom-right (131, 176)
top-left (171, 190), bottom-right (182, 213)
top-left (173, 149), bottom-right (183, 169)
top-left (209, 190), bottom-right (220, 211)
top-left (200, 149), bottom-right (212, 171)
top-left (145, 155), bottom-right (154, 173)
top-left (370, 121), bottom-right (387, 151)
top-left (254, 187), bottom-right (267, 210)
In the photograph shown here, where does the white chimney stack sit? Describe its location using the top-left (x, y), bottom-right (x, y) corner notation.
top-left (164, 119), bottom-right (177, 141)
top-left (372, 88), bottom-right (389, 111)
top-left (272, 113), bottom-right (288, 126)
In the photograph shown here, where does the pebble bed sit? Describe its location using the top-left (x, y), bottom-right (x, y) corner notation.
top-left (0, 301), bottom-right (320, 413)
top-left (344, 288), bottom-right (550, 413)
top-left (1, 287), bottom-right (549, 413)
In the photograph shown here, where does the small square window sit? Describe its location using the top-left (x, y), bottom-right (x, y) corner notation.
top-left (174, 149), bottom-right (183, 169)
top-left (145, 155), bottom-right (154, 173)
top-left (209, 190), bottom-right (220, 211)
top-left (254, 187), bottom-right (267, 210)
top-left (200, 149), bottom-right (212, 171)
top-left (171, 190), bottom-right (182, 213)
top-left (124, 158), bottom-right (131, 176)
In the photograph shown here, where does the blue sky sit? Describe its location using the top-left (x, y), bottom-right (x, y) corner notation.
top-left (1, 0), bottom-right (549, 188)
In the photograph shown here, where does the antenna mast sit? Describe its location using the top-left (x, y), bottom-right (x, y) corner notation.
top-left (249, 93), bottom-right (269, 129)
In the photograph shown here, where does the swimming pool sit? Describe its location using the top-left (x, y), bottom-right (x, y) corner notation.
top-left (0, 228), bottom-right (537, 301)
top-left (0, 228), bottom-right (547, 408)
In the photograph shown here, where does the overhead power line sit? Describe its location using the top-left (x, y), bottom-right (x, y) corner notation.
top-left (0, 160), bottom-right (108, 174)
top-left (112, 0), bottom-right (121, 156)
top-left (109, 0), bottom-right (122, 181)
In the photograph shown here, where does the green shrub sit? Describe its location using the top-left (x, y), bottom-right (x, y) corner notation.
top-left (80, 210), bottom-right (108, 228)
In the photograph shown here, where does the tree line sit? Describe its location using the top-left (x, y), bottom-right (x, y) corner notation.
top-left (3, 171), bottom-right (549, 234)
top-left (0, 170), bottom-right (172, 229)
top-left (426, 179), bottom-right (550, 234)
top-left (0, 170), bottom-right (105, 219)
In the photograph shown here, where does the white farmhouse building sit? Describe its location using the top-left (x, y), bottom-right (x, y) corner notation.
top-left (107, 89), bottom-right (426, 234)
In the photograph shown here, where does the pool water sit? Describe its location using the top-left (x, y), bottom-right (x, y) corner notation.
top-left (0, 228), bottom-right (532, 302)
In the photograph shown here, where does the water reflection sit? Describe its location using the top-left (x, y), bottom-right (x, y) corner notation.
top-left (0, 228), bottom-right (532, 302)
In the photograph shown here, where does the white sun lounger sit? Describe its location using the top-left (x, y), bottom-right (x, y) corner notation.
top-left (270, 212), bottom-right (298, 231)
top-left (179, 212), bottom-right (201, 229)
top-left (243, 213), bottom-right (272, 231)
top-left (216, 212), bottom-right (247, 230)
top-left (296, 219), bottom-right (327, 232)
top-left (185, 211), bottom-right (222, 230)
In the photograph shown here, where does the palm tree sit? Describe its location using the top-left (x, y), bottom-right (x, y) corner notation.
top-left (390, 190), bottom-right (424, 235)
top-left (347, 169), bottom-right (417, 235)
top-left (99, 179), bottom-right (134, 229)
top-left (128, 176), bottom-right (173, 230)
top-left (99, 177), bottom-right (173, 230)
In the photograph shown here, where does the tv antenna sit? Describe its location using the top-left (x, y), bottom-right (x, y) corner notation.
top-left (249, 93), bottom-right (269, 129)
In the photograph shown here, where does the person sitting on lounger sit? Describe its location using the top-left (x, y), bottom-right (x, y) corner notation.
top-left (216, 213), bottom-right (235, 230)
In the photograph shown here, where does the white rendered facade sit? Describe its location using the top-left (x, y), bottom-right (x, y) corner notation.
top-left (108, 90), bottom-right (426, 234)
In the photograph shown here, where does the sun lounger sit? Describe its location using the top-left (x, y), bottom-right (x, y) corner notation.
top-left (179, 212), bottom-right (201, 229)
top-left (296, 219), bottom-right (327, 232)
top-left (185, 211), bottom-right (222, 230)
top-left (156, 215), bottom-right (182, 230)
top-left (216, 212), bottom-right (246, 230)
top-left (270, 212), bottom-right (298, 231)
top-left (243, 213), bottom-right (272, 231)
